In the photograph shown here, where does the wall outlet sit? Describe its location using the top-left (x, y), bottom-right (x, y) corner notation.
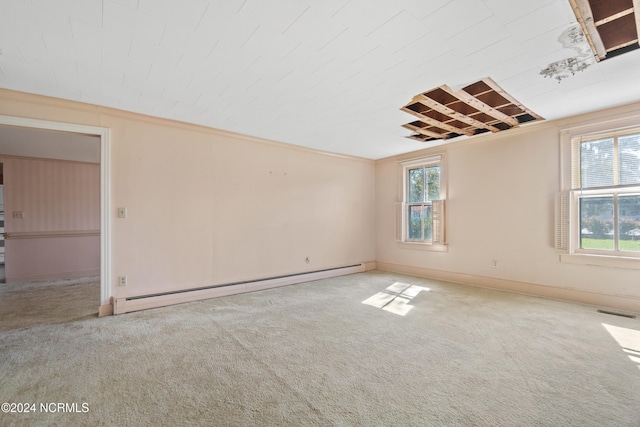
top-left (118, 276), bottom-right (127, 286)
top-left (492, 260), bottom-right (499, 268)
top-left (117, 207), bottom-right (127, 218)
top-left (12, 211), bottom-right (24, 219)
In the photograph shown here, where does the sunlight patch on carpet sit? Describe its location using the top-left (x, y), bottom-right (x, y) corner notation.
top-left (602, 323), bottom-right (640, 370)
top-left (362, 282), bottom-right (429, 316)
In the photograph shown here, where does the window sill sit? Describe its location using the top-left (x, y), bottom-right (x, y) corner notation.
top-left (398, 242), bottom-right (448, 252)
top-left (560, 253), bottom-right (640, 269)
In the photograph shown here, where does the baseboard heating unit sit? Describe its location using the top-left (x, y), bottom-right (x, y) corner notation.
top-left (113, 263), bottom-right (365, 315)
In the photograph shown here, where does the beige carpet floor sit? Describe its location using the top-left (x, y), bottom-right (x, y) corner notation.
top-left (0, 276), bottom-right (100, 332)
top-left (1, 270), bottom-right (639, 426)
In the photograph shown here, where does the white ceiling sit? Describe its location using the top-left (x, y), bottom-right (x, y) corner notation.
top-left (1, 0), bottom-right (640, 160)
top-left (0, 125), bottom-right (100, 163)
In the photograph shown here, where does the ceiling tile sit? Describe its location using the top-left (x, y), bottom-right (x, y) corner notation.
top-left (505, 1), bottom-right (574, 43)
top-left (196, 8), bottom-right (250, 42)
top-left (32, 0), bottom-right (102, 26)
top-left (318, 28), bottom-right (379, 62)
top-left (367, 10), bottom-right (431, 52)
top-left (484, 0), bottom-right (557, 24)
top-left (332, 0), bottom-right (404, 36)
top-left (103, 0), bottom-right (165, 43)
top-left (283, 8), bottom-right (347, 51)
top-left (423, 1), bottom-right (493, 40)
top-left (394, 0), bottom-right (453, 20)
top-left (448, 17), bottom-right (510, 57)
top-left (241, 27), bottom-right (302, 61)
top-left (139, 0), bottom-right (208, 30)
top-left (2, 0), bottom-right (640, 159)
top-left (239, 0), bottom-right (309, 34)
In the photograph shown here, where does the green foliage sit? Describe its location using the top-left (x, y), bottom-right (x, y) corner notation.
top-left (620, 217), bottom-right (640, 239)
top-left (581, 238), bottom-right (640, 252)
top-left (581, 216), bottom-right (612, 239)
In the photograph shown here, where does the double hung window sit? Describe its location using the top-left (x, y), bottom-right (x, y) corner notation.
top-left (398, 155), bottom-right (446, 246)
top-left (565, 129), bottom-right (640, 258)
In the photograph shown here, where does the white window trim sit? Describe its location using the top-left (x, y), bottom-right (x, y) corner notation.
top-left (397, 154), bottom-right (448, 251)
top-left (558, 112), bottom-right (640, 268)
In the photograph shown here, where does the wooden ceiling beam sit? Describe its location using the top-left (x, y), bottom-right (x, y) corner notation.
top-left (401, 123), bottom-right (444, 140)
top-left (634, 0), bottom-right (640, 45)
top-left (401, 78), bottom-right (543, 142)
top-left (400, 105), bottom-right (474, 136)
top-left (594, 7), bottom-right (634, 26)
top-left (568, 0), bottom-right (607, 60)
top-left (417, 90), bottom-right (501, 133)
top-left (440, 85), bottom-right (520, 127)
top-left (481, 78), bottom-right (544, 121)
top-left (605, 39), bottom-right (639, 52)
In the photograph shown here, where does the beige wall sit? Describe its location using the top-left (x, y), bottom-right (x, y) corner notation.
top-left (2, 88), bottom-right (638, 313)
top-left (376, 103), bottom-right (640, 313)
top-left (1, 156), bottom-right (100, 281)
top-left (0, 89), bottom-right (376, 300)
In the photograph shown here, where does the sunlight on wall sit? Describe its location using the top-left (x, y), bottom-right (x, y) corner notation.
top-left (602, 323), bottom-right (640, 371)
top-left (362, 282), bottom-right (430, 316)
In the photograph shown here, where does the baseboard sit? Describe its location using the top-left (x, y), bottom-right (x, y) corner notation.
top-left (363, 261), bottom-right (377, 271)
top-left (6, 269), bottom-right (101, 283)
top-left (114, 263), bottom-right (366, 315)
top-left (98, 303), bottom-right (113, 317)
top-left (375, 262), bottom-right (640, 315)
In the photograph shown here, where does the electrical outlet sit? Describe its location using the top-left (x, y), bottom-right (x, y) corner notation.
top-left (117, 207), bottom-right (127, 218)
top-left (118, 276), bottom-right (127, 286)
top-left (12, 211), bottom-right (24, 219)
top-left (492, 260), bottom-right (499, 268)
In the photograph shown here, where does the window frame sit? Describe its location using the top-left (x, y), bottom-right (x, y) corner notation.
top-left (398, 154), bottom-right (447, 250)
top-left (559, 113), bottom-right (640, 268)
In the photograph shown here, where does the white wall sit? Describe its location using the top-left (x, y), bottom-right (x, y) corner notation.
top-left (376, 103), bottom-right (640, 313)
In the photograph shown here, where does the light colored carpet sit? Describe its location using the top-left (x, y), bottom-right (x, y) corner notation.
top-left (1, 270), bottom-right (639, 426)
top-left (0, 276), bottom-right (100, 332)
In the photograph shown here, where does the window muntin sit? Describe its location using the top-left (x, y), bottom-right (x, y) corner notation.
top-left (572, 129), bottom-right (640, 257)
top-left (405, 163), bottom-right (441, 242)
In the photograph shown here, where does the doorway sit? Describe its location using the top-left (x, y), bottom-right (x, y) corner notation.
top-left (0, 115), bottom-right (111, 313)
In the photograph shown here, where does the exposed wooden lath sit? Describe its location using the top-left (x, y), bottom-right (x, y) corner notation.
top-left (569, 0), bottom-right (640, 60)
top-left (401, 78), bottom-right (544, 143)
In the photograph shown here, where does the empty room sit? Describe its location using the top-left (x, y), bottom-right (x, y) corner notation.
top-left (1, 0), bottom-right (639, 425)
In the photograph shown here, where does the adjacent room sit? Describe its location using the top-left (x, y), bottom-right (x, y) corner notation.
top-left (1, 0), bottom-right (639, 425)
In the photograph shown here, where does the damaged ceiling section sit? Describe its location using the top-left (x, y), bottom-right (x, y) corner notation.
top-left (570, 0), bottom-right (640, 60)
top-left (401, 78), bottom-right (544, 143)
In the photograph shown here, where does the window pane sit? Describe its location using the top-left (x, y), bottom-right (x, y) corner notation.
top-left (408, 205), bottom-right (424, 240)
top-left (423, 205), bottom-right (432, 240)
top-left (408, 168), bottom-right (424, 203)
top-left (426, 166), bottom-right (440, 201)
top-left (619, 195), bottom-right (640, 252)
top-left (619, 133), bottom-right (640, 185)
top-left (580, 196), bottom-right (614, 250)
top-left (581, 138), bottom-right (614, 188)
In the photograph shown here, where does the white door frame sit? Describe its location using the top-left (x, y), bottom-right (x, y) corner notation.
top-left (0, 114), bottom-right (111, 307)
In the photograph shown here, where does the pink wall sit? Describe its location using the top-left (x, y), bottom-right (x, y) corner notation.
top-left (0, 89), bottom-right (376, 303)
top-left (1, 156), bottom-right (100, 282)
top-left (7, 235), bottom-right (100, 281)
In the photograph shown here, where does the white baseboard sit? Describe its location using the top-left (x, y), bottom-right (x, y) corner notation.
top-left (375, 262), bottom-right (640, 315)
top-left (113, 263), bottom-right (366, 315)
